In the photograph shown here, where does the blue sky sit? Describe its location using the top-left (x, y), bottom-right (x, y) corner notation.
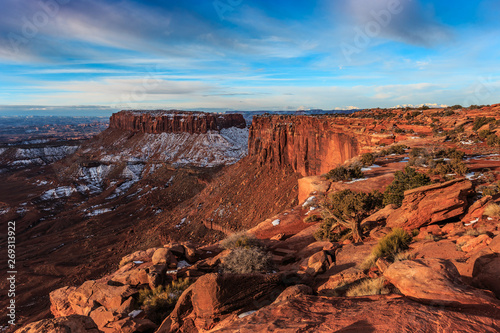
top-left (0, 0), bottom-right (499, 115)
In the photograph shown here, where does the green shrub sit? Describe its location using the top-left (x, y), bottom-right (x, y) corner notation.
top-left (325, 165), bottom-right (364, 182)
top-left (138, 278), bottom-right (191, 323)
top-left (316, 190), bottom-right (383, 242)
top-left (346, 277), bottom-right (389, 297)
top-left (360, 153), bottom-right (375, 167)
top-left (223, 246), bottom-right (272, 274)
top-left (430, 159), bottom-right (468, 176)
top-left (473, 117), bottom-right (495, 131)
top-left (383, 166), bottom-right (432, 207)
top-left (450, 105), bottom-right (462, 110)
top-left (360, 228), bottom-right (412, 269)
top-left (221, 232), bottom-right (263, 250)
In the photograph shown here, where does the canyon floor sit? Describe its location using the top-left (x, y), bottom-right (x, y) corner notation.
top-left (2, 107), bottom-right (500, 332)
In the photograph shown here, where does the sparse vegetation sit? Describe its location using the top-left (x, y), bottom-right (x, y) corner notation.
top-left (486, 134), bottom-right (500, 147)
top-left (222, 246), bottom-right (272, 274)
top-left (346, 277), bottom-right (389, 297)
top-left (138, 278), bottom-right (191, 323)
top-left (379, 144), bottom-right (407, 157)
top-left (221, 232), bottom-right (263, 250)
top-left (484, 203), bottom-right (500, 217)
top-left (383, 166), bottom-right (432, 207)
top-left (315, 190), bottom-right (383, 243)
top-left (325, 165), bottom-right (364, 182)
top-left (473, 116), bottom-right (495, 131)
top-left (360, 153), bottom-right (375, 167)
top-left (361, 228), bottom-right (412, 269)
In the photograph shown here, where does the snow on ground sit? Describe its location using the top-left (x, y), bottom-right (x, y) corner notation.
top-left (272, 219), bottom-right (281, 226)
top-left (14, 146), bottom-right (78, 163)
top-left (41, 186), bottom-right (77, 200)
top-left (0, 148), bottom-right (6, 155)
top-left (92, 127), bottom-right (249, 167)
top-left (302, 196), bottom-right (316, 208)
top-left (361, 164), bottom-right (381, 171)
top-left (87, 208), bottom-right (112, 216)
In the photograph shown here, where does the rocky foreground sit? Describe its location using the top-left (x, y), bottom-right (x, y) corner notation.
top-left (9, 105), bottom-right (500, 332)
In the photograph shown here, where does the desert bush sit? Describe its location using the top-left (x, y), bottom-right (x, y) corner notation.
top-left (379, 144), bottom-right (407, 157)
top-left (138, 278), bottom-right (191, 323)
top-left (430, 159), bottom-right (468, 176)
top-left (316, 190), bottom-right (383, 243)
top-left (479, 129), bottom-right (492, 139)
top-left (304, 214), bottom-right (322, 223)
top-left (222, 246), bottom-right (272, 274)
top-left (361, 153), bottom-right (375, 167)
top-left (486, 134), bottom-right (500, 147)
top-left (325, 165), bottom-right (364, 182)
top-left (383, 166), bottom-right (432, 207)
top-left (473, 116), bottom-right (495, 131)
top-left (221, 232), bottom-right (263, 250)
top-left (450, 105), bottom-right (462, 110)
top-left (482, 186), bottom-right (499, 197)
top-left (346, 278), bottom-right (389, 297)
top-left (484, 203), bottom-right (500, 217)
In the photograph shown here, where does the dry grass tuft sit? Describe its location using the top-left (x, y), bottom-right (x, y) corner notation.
top-left (484, 203), bottom-right (500, 217)
top-left (346, 278), bottom-right (389, 297)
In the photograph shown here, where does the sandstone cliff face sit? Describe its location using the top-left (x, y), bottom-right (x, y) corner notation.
top-left (248, 115), bottom-right (393, 177)
top-left (109, 110), bottom-right (246, 134)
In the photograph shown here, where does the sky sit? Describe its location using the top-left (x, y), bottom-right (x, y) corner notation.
top-left (0, 0), bottom-right (500, 115)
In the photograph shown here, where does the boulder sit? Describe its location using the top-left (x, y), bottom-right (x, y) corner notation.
top-left (317, 267), bottom-right (367, 296)
top-left (472, 253), bottom-right (500, 299)
top-left (165, 243), bottom-right (185, 257)
top-left (489, 234), bottom-right (500, 253)
top-left (50, 286), bottom-right (77, 317)
top-left (14, 315), bottom-right (101, 333)
top-left (384, 259), bottom-right (499, 307)
top-left (273, 284), bottom-right (313, 303)
top-left (208, 294), bottom-right (500, 332)
top-left (159, 273), bottom-right (285, 331)
top-left (387, 179), bottom-right (473, 230)
top-left (462, 196), bottom-right (492, 221)
top-left (305, 250), bottom-right (334, 276)
top-left (119, 248), bottom-right (159, 267)
top-left (146, 264), bottom-right (167, 289)
top-left (459, 234), bottom-right (492, 253)
top-left (152, 248), bottom-right (177, 267)
top-left (183, 243), bottom-right (199, 262)
top-left (111, 265), bottom-right (150, 286)
top-left (68, 280), bottom-right (136, 315)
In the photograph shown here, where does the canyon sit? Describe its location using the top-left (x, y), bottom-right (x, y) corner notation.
top-left (2, 106), bottom-right (500, 332)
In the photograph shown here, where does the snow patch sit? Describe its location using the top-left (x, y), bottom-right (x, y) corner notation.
top-left (87, 208), bottom-right (112, 216)
top-left (238, 310), bottom-right (257, 319)
top-left (302, 196), bottom-right (316, 208)
top-left (272, 219), bottom-right (281, 226)
top-left (41, 186), bottom-right (76, 200)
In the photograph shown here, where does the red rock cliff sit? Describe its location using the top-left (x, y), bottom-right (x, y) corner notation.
top-left (109, 110), bottom-right (246, 134)
top-left (248, 115), bottom-right (394, 177)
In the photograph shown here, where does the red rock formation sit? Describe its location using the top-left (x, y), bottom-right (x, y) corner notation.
top-left (386, 179), bottom-right (473, 230)
top-left (384, 258), bottom-right (500, 308)
top-left (248, 115), bottom-right (394, 176)
top-left (109, 110), bottom-right (246, 134)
